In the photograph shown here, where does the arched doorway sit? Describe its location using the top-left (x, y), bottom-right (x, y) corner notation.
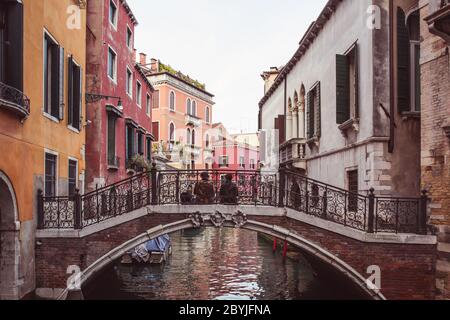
top-left (0, 171), bottom-right (19, 300)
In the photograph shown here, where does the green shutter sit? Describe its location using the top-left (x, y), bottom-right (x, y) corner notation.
top-left (58, 47), bottom-right (65, 120)
top-left (51, 44), bottom-right (60, 118)
top-left (315, 82), bottom-right (321, 138)
top-left (68, 56), bottom-right (73, 126)
top-left (397, 8), bottom-right (410, 113)
top-left (307, 90), bottom-right (314, 139)
top-left (336, 54), bottom-right (350, 124)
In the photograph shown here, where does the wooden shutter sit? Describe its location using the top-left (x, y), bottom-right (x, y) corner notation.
top-left (4, 2), bottom-right (23, 91)
top-left (72, 64), bottom-right (81, 130)
top-left (397, 8), bottom-right (410, 113)
top-left (315, 82), bottom-right (321, 138)
top-left (153, 90), bottom-right (159, 108)
top-left (278, 115), bottom-right (285, 145)
top-left (67, 56), bottom-right (73, 125)
top-left (354, 44), bottom-right (359, 118)
top-left (58, 47), bottom-right (65, 120)
top-left (336, 54), bottom-right (350, 124)
top-left (307, 90), bottom-right (314, 139)
top-left (51, 44), bottom-right (60, 118)
top-left (152, 122), bottom-right (159, 141)
top-left (79, 66), bottom-right (83, 129)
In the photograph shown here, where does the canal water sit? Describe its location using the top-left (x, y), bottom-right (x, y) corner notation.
top-left (84, 228), bottom-right (362, 300)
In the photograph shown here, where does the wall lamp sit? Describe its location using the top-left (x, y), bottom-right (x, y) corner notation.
top-left (85, 93), bottom-right (123, 110)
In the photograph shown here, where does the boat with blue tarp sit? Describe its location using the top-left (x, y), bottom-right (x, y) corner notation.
top-left (121, 234), bottom-right (172, 265)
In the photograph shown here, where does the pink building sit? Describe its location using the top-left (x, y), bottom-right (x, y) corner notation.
top-left (85, 0), bottom-right (155, 191)
top-left (211, 123), bottom-right (259, 171)
top-left (140, 58), bottom-right (215, 170)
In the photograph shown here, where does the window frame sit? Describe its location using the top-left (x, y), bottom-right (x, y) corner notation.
top-left (67, 56), bottom-right (82, 133)
top-left (106, 109), bottom-right (117, 167)
top-left (109, 0), bottom-right (118, 30)
top-left (205, 106), bottom-right (210, 124)
top-left (136, 80), bottom-right (142, 107)
top-left (169, 90), bottom-right (176, 112)
top-left (146, 93), bottom-right (151, 116)
top-left (68, 157), bottom-right (78, 197)
top-left (42, 29), bottom-right (61, 122)
top-left (107, 46), bottom-right (118, 83)
top-left (44, 150), bottom-right (58, 197)
top-left (219, 155), bottom-right (229, 168)
top-left (126, 25), bottom-right (133, 49)
top-left (126, 67), bottom-right (133, 97)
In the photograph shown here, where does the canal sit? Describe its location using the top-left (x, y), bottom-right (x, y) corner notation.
top-left (84, 228), bottom-right (364, 300)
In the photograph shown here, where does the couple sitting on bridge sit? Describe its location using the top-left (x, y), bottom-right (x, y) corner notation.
top-left (181, 172), bottom-right (238, 205)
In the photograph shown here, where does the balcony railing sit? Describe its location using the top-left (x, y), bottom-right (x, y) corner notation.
top-left (185, 114), bottom-right (202, 127)
top-left (0, 82), bottom-right (30, 119)
top-left (184, 144), bottom-right (202, 157)
top-left (280, 138), bottom-right (306, 169)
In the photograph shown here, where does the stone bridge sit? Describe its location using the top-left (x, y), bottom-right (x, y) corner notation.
top-left (35, 169), bottom-right (437, 300)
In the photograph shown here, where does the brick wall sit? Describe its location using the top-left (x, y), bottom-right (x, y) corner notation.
top-left (419, 0), bottom-right (450, 300)
top-left (35, 213), bottom-right (436, 300)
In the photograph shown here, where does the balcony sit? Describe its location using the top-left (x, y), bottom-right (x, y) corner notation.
top-left (280, 138), bottom-right (306, 171)
top-left (185, 114), bottom-right (202, 127)
top-left (0, 82), bottom-right (30, 120)
top-left (184, 145), bottom-right (202, 157)
top-left (425, 0), bottom-right (450, 43)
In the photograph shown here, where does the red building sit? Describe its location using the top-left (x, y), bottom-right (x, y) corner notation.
top-left (211, 123), bottom-right (259, 171)
top-left (85, 0), bottom-right (155, 191)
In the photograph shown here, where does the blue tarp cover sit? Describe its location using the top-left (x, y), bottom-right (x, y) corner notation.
top-left (145, 234), bottom-right (171, 252)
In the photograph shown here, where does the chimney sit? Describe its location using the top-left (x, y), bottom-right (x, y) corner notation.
top-left (150, 58), bottom-right (159, 72)
top-left (139, 52), bottom-right (147, 65)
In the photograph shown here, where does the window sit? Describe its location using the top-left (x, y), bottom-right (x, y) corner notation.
top-left (68, 159), bottom-right (78, 197)
top-left (169, 123), bottom-right (175, 151)
top-left (186, 128), bottom-right (191, 145)
top-left (146, 93), bottom-right (151, 115)
top-left (107, 47), bottom-right (117, 81)
top-left (44, 32), bottom-right (64, 119)
top-left (306, 82), bottom-right (321, 140)
top-left (107, 112), bottom-right (117, 166)
top-left (126, 26), bottom-right (133, 49)
top-left (347, 170), bottom-right (359, 212)
top-left (169, 91), bottom-right (176, 111)
top-left (68, 57), bottom-right (82, 131)
top-left (109, 0), bottom-right (118, 28)
top-left (206, 107), bottom-right (210, 124)
top-left (126, 125), bottom-right (135, 161)
top-left (397, 8), bottom-right (421, 113)
top-left (205, 134), bottom-right (210, 148)
top-left (153, 90), bottom-right (159, 109)
top-left (191, 129), bottom-right (196, 146)
top-left (126, 68), bottom-right (132, 96)
top-left (239, 156), bottom-right (245, 169)
top-left (192, 100), bottom-right (197, 116)
top-left (146, 137), bottom-right (152, 162)
top-left (250, 159), bottom-right (256, 169)
top-left (186, 98), bottom-right (191, 115)
top-left (336, 44), bottom-right (359, 124)
top-left (137, 131), bottom-right (144, 155)
top-left (219, 156), bottom-right (229, 168)
top-left (152, 122), bottom-right (160, 141)
top-left (0, 1), bottom-right (24, 92)
top-left (136, 81), bottom-right (142, 106)
top-left (45, 153), bottom-right (57, 197)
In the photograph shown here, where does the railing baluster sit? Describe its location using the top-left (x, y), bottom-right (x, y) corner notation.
top-left (322, 187), bottom-right (328, 220)
top-left (368, 188), bottom-right (375, 233)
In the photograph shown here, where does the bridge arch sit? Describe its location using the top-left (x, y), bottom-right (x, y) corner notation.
top-left (64, 217), bottom-right (385, 301)
top-left (0, 170), bottom-right (20, 300)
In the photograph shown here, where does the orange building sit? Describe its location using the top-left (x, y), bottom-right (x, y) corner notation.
top-left (0, 0), bottom-right (87, 299)
top-left (140, 56), bottom-right (215, 169)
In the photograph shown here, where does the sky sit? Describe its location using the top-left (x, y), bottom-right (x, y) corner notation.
top-left (130, 0), bottom-right (328, 134)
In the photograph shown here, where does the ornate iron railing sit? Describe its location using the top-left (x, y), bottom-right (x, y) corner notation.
top-left (0, 81), bottom-right (30, 118)
top-left (282, 170), bottom-right (428, 234)
top-left (38, 167), bottom-right (428, 234)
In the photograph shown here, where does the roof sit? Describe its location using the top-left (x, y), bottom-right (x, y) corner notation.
top-left (258, 0), bottom-right (342, 108)
top-left (120, 0), bottom-right (138, 26)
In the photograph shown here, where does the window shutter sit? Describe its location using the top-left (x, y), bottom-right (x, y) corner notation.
top-left (51, 45), bottom-right (60, 118)
top-left (336, 54), bottom-right (350, 124)
top-left (153, 90), bottom-right (159, 108)
top-left (354, 44), bottom-right (359, 118)
top-left (315, 82), bottom-right (321, 138)
top-left (72, 64), bottom-right (81, 130)
top-left (79, 66), bottom-right (83, 130)
top-left (397, 8), bottom-right (410, 113)
top-left (152, 122), bottom-right (159, 141)
top-left (67, 56), bottom-right (73, 126)
top-left (58, 47), bottom-right (65, 120)
top-left (307, 90), bottom-right (313, 139)
top-left (5, 2), bottom-right (24, 91)
top-left (278, 114), bottom-right (285, 145)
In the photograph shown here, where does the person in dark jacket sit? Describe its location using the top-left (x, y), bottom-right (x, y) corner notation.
top-left (194, 172), bottom-right (215, 204)
top-left (219, 174), bottom-right (238, 204)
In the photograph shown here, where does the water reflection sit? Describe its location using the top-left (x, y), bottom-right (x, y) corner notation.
top-left (85, 228), bottom-right (361, 300)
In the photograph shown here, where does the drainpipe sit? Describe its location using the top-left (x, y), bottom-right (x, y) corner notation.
top-left (388, 0), bottom-right (395, 153)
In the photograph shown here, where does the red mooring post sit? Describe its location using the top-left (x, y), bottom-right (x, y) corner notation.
top-left (282, 241), bottom-right (288, 258)
top-left (272, 238), bottom-right (277, 253)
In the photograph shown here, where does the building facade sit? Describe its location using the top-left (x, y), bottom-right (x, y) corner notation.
top-left (0, 0), bottom-right (87, 299)
top-left (142, 58), bottom-right (215, 170)
top-left (85, 0), bottom-right (155, 191)
top-left (419, 0), bottom-right (450, 300)
top-left (259, 0), bottom-right (422, 198)
top-left (211, 124), bottom-right (259, 171)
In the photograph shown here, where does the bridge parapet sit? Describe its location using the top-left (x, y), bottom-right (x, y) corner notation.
top-left (38, 167), bottom-right (430, 235)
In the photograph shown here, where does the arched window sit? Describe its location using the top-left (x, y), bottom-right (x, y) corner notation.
top-left (206, 107), bottom-right (210, 124)
top-left (186, 128), bottom-right (191, 145)
top-left (186, 98), bottom-right (191, 115)
top-left (169, 91), bottom-right (175, 111)
top-left (169, 123), bottom-right (175, 142)
top-left (288, 98), bottom-right (293, 112)
top-left (192, 100), bottom-right (197, 116)
top-left (205, 134), bottom-right (210, 148)
top-left (294, 91), bottom-right (298, 108)
top-left (191, 129), bottom-right (196, 146)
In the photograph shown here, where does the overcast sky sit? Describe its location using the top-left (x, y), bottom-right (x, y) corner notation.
top-left (130, 0), bottom-right (328, 134)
